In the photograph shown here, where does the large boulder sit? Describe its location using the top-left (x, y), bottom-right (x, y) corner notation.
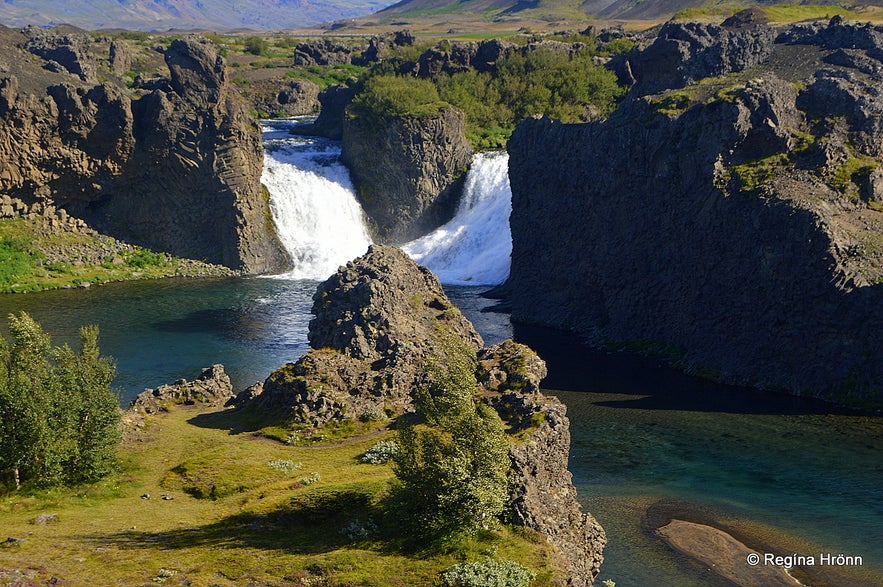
top-left (22, 25), bottom-right (97, 82)
top-left (254, 245), bottom-right (482, 424)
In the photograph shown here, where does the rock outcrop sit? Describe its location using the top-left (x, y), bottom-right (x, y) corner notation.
top-left (293, 39), bottom-right (364, 67)
top-left (621, 20), bottom-right (777, 94)
top-left (130, 364), bottom-right (234, 414)
top-left (253, 245), bottom-right (483, 424)
top-left (0, 28), bottom-right (287, 274)
top-left (248, 245), bottom-right (606, 584)
top-left (507, 18), bottom-right (883, 406)
top-left (341, 107), bottom-right (472, 243)
top-left (240, 78), bottom-right (321, 119)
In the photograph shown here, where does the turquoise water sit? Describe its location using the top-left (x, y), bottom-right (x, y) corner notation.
top-left (0, 279), bottom-right (880, 585)
top-left (0, 278), bottom-right (316, 399)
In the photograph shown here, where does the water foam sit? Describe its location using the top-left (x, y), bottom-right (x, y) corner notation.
top-left (261, 120), bottom-right (372, 280)
top-left (403, 151), bottom-right (512, 285)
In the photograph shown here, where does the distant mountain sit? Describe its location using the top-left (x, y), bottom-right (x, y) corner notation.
top-left (375, 0), bottom-right (883, 23)
top-left (0, 0), bottom-right (392, 31)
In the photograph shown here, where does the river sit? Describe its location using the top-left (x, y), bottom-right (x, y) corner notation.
top-left (0, 119), bottom-right (879, 585)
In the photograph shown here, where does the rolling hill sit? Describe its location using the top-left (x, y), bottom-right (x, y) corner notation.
top-left (372, 0), bottom-right (883, 25)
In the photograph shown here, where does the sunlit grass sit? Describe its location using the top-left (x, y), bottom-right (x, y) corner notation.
top-left (0, 405), bottom-right (557, 586)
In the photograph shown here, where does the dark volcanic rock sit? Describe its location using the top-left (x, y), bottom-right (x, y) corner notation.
top-left (507, 21), bottom-right (883, 406)
top-left (311, 83), bottom-right (356, 139)
top-left (249, 245), bottom-right (605, 584)
top-left (626, 21), bottom-right (776, 94)
top-left (341, 106), bottom-right (472, 243)
top-left (108, 39), bottom-right (131, 75)
top-left (131, 365), bottom-right (234, 414)
top-left (255, 245), bottom-right (483, 424)
top-left (242, 78), bottom-right (320, 118)
top-left (357, 30), bottom-right (415, 64)
top-left (293, 39), bottom-right (362, 67)
top-left (22, 25), bottom-right (96, 82)
top-left (507, 393), bottom-right (607, 586)
top-left (0, 32), bottom-right (287, 274)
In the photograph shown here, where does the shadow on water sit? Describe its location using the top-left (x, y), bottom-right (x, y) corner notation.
top-left (512, 323), bottom-right (853, 416)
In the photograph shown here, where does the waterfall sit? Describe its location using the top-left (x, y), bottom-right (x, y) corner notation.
top-left (261, 120), bottom-right (513, 286)
top-left (403, 151), bottom-right (512, 285)
top-left (260, 119), bottom-right (372, 280)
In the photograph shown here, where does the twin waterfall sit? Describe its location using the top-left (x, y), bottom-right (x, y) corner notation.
top-left (261, 119), bottom-right (512, 284)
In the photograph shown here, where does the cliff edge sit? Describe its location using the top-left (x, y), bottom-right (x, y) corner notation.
top-left (508, 16), bottom-right (883, 406)
top-left (0, 28), bottom-right (287, 274)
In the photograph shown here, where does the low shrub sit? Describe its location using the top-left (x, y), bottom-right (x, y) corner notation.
top-left (439, 558), bottom-right (536, 587)
top-left (359, 440), bottom-right (400, 464)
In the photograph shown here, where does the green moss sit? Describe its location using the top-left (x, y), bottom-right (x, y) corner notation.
top-left (791, 130), bottom-right (816, 154)
top-left (831, 156), bottom-right (879, 194)
top-left (731, 153), bottom-right (789, 192)
top-left (648, 92), bottom-right (692, 116)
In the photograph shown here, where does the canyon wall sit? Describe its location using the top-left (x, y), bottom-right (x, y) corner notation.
top-left (0, 27), bottom-right (287, 273)
top-left (508, 17), bottom-right (883, 406)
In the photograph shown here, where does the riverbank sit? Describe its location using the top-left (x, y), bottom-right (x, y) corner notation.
top-left (0, 217), bottom-right (236, 293)
top-left (0, 280), bottom-right (880, 585)
top-left (0, 402), bottom-right (557, 586)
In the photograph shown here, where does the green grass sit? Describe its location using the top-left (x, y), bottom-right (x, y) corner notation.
top-left (731, 153), bottom-right (789, 192)
top-left (671, 3), bottom-right (862, 23)
top-left (0, 218), bottom-right (232, 292)
top-left (762, 5), bottom-right (859, 22)
top-left (831, 156), bottom-right (880, 194)
top-left (0, 405), bottom-right (557, 586)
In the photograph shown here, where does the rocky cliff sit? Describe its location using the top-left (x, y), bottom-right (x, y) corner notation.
top-left (246, 245), bottom-right (606, 585)
top-left (341, 106), bottom-right (472, 243)
top-left (0, 27), bottom-right (287, 274)
top-left (507, 16), bottom-right (883, 406)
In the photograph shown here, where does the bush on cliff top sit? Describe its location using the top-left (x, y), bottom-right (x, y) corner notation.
top-left (349, 74), bottom-right (449, 124)
top-left (391, 346), bottom-right (510, 538)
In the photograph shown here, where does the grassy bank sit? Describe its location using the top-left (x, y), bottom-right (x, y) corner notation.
top-left (0, 405), bottom-right (557, 586)
top-left (0, 218), bottom-right (235, 293)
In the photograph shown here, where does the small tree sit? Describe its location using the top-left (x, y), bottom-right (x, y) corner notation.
top-left (0, 313), bottom-right (120, 490)
top-left (392, 350), bottom-right (510, 537)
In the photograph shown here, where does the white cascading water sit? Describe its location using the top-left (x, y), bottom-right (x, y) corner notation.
top-left (260, 119), bottom-right (372, 280)
top-left (261, 119), bottom-right (513, 285)
top-left (403, 151), bottom-right (512, 285)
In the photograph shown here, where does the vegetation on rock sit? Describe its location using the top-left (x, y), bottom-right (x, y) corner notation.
top-left (0, 218), bottom-right (235, 293)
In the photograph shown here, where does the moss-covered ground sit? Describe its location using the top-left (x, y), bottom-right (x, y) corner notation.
top-left (0, 405), bottom-right (557, 586)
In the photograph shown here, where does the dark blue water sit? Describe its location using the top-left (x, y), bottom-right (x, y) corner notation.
top-left (0, 278), bottom-right (880, 585)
